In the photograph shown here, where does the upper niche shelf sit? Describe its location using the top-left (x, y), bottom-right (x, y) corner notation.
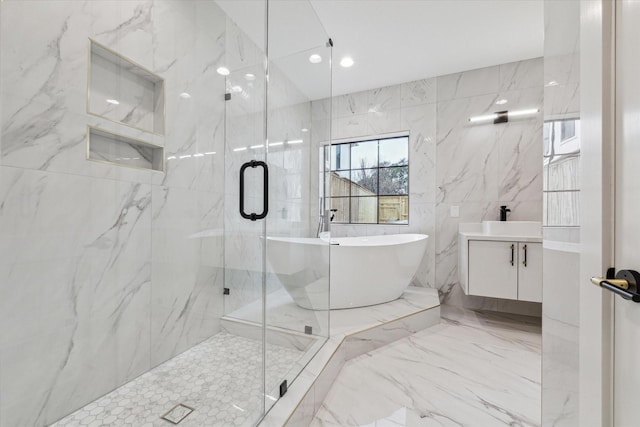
top-left (88, 40), bottom-right (165, 135)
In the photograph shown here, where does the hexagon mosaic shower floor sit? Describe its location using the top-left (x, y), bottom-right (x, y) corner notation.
top-left (50, 332), bottom-right (303, 427)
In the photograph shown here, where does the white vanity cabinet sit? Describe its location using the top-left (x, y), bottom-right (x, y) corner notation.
top-left (517, 242), bottom-right (542, 302)
top-left (459, 222), bottom-right (542, 303)
top-left (467, 240), bottom-right (542, 302)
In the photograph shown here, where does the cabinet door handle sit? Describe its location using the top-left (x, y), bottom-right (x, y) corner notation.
top-left (510, 244), bottom-right (514, 266)
top-left (523, 244), bottom-right (528, 267)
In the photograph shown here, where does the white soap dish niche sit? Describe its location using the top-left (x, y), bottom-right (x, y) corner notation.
top-left (88, 39), bottom-right (165, 135)
top-left (87, 127), bottom-right (164, 172)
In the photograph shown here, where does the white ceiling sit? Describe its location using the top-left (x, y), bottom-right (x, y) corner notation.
top-left (217, 0), bottom-right (544, 99)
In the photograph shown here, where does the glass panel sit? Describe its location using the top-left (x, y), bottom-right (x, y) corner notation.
top-left (328, 171), bottom-right (351, 197)
top-left (379, 166), bottom-right (409, 195)
top-left (331, 143), bottom-right (350, 171)
top-left (2, 1), bottom-right (268, 426)
top-left (546, 192), bottom-right (580, 226)
top-left (222, 4), bottom-right (268, 424)
top-left (543, 118), bottom-right (581, 156)
top-left (351, 168), bottom-right (378, 194)
top-left (323, 145), bottom-right (331, 170)
top-left (351, 197), bottom-right (378, 223)
top-left (546, 156), bottom-right (579, 191)
top-left (561, 120), bottom-right (576, 140)
top-left (330, 197), bottom-right (350, 223)
top-left (265, 0), bottom-right (331, 416)
top-left (379, 137), bottom-right (409, 166)
top-left (351, 140), bottom-right (378, 169)
top-left (379, 196), bottom-right (409, 224)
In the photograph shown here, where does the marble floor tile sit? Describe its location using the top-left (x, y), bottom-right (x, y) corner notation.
top-left (49, 332), bottom-right (302, 427)
top-left (311, 306), bottom-right (541, 427)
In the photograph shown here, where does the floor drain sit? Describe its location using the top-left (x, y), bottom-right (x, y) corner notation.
top-left (161, 404), bottom-right (194, 424)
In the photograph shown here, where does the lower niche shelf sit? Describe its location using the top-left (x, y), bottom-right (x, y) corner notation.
top-left (87, 127), bottom-right (164, 172)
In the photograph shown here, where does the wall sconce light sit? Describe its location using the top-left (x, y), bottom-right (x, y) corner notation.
top-left (469, 108), bottom-right (539, 124)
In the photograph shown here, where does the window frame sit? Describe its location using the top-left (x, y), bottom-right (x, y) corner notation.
top-left (323, 132), bottom-right (410, 225)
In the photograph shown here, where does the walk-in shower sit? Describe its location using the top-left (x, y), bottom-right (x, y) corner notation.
top-left (0, 1), bottom-right (331, 426)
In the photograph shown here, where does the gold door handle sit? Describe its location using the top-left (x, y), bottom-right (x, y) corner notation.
top-left (591, 277), bottom-right (630, 290)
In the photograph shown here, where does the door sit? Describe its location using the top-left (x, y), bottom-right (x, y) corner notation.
top-left (221, 2), bottom-right (269, 424)
top-left (613, 2), bottom-right (640, 425)
top-left (263, 1), bottom-right (332, 412)
top-left (518, 242), bottom-right (542, 302)
top-left (468, 240), bottom-right (518, 299)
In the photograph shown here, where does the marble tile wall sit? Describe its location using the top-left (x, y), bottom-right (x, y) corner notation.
top-left (542, 0), bottom-right (581, 426)
top-left (318, 58), bottom-right (543, 315)
top-left (436, 58), bottom-right (543, 316)
top-left (0, 1), bottom-right (226, 425)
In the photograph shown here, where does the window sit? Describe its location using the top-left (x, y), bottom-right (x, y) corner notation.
top-left (321, 135), bottom-right (409, 224)
top-left (543, 118), bottom-right (580, 226)
top-left (560, 120), bottom-right (576, 143)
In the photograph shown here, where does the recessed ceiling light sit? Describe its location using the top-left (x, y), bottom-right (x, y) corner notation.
top-left (309, 54), bottom-right (322, 64)
top-left (231, 85), bottom-right (243, 93)
top-left (179, 92), bottom-right (191, 99)
top-left (244, 73), bottom-right (255, 81)
top-left (217, 66), bottom-right (230, 76)
top-left (496, 99), bottom-right (508, 105)
top-left (106, 99), bottom-right (120, 105)
top-left (301, 128), bottom-right (309, 132)
top-left (546, 80), bottom-right (558, 86)
top-left (340, 57), bottom-right (354, 68)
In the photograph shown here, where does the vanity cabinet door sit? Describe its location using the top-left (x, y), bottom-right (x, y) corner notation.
top-left (517, 242), bottom-right (542, 302)
top-left (468, 240), bottom-right (518, 300)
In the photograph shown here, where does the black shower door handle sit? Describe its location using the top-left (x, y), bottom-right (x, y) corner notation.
top-left (239, 160), bottom-right (269, 221)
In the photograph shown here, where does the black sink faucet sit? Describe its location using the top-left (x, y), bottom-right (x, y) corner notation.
top-left (500, 205), bottom-right (511, 222)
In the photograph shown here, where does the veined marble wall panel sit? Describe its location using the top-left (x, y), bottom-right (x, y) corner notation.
top-left (323, 58), bottom-right (542, 315)
top-left (0, 0), bottom-right (227, 425)
top-left (1, 1), bottom-right (157, 181)
top-left (150, 185), bottom-right (224, 367)
top-left (151, 0), bottom-right (226, 193)
top-left (0, 165), bottom-right (152, 427)
top-left (435, 58), bottom-right (543, 315)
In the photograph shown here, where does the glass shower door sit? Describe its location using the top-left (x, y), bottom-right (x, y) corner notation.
top-left (263, 0), bottom-right (332, 411)
top-left (221, 0), bottom-right (331, 421)
top-left (221, 2), bottom-right (269, 424)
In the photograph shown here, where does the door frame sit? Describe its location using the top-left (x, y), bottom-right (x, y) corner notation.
top-left (579, 0), bottom-right (616, 425)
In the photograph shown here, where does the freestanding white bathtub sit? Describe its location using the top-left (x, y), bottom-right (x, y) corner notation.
top-left (266, 234), bottom-right (428, 310)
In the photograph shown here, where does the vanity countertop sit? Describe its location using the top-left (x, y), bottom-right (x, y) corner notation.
top-left (458, 221), bottom-right (542, 243)
top-left (459, 231), bottom-right (542, 243)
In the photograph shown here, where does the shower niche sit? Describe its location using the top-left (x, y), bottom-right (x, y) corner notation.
top-left (88, 39), bottom-right (165, 135)
top-left (87, 126), bottom-right (164, 172)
